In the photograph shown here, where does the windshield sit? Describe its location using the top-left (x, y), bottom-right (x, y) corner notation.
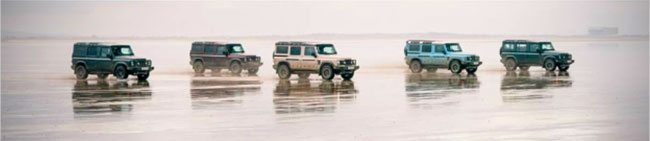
top-left (317, 44), bottom-right (337, 55)
top-left (113, 46), bottom-right (134, 56)
top-left (541, 43), bottom-right (555, 51)
top-left (228, 44), bottom-right (245, 53)
top-left (446, 44), bottom-right (462, 52)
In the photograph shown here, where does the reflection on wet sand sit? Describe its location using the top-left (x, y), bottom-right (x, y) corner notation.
top-left (405, 73), bottom-right (480, 108)
top-left (72, 80), bottom-right (151, 114)
top-left (190, 74), bottom-right (262, 109)
top-left (273, 79), bottom-right (357, 114)
top-left (501, 71), bottom-right (573, 102)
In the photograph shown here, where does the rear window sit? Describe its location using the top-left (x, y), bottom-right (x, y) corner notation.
top-left (408, 44), bottom-right (420, 51)
top-left (87, 46), bottom-right (98, 56)
top-left (422, 44), bottom-right (432, 53)
top-left (73, 45), bottom-right (87, 56)
top-left (290, 46), bottom-right (301, 56)
top-left (502, 43), bottom-right (515, 51)
top-left (276, 46), bottom-right (288, 54)
top-left (191, 44), bottom-right (204, 54)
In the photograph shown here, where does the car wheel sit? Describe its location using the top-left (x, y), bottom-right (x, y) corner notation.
top-left (114, 65), bottom-right (129, 80)
top-left (277, 64), bottom-right (291, 79)
top-left (409, 60), bottom-right (423, 73)
top-left (559, 66), bottom-right (570, 71)
top-left (230, 62), bottom-right (242, 74)
top-left (450, 60), bottom-right (463, 74)
top-left (466, 68), bottom-right (477, 74)
top-left (320, 65), bottom-right (335, 80)
top-left (137, 73), bottom-right (149, 80)
top-left (427, 68), bottom-right (437, 73)
top-left (248, 68), bottom-right (259, 74)
top-left (75, 65), bottom-right (88, 79)
top-left (97, 73), bottom-right (109, 79)
top-left (544, 59), bottom-right (557, 71)
top-left (298, 73), bottom-right (310, 79)
top-left (193, 61), bottom-right (205, 73)
top-left (519, 66), bottom-right (530, 71)
top-left (505, 58), bottom-right (517, 71)
top-left (341, 73), bottom-right (354, 80)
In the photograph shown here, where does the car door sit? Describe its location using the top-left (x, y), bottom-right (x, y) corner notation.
top-left (302, 46), bottom-right (318, 71)
top-left (201, 44), bottom-right (216, 66)
top-left (527, 43), bottom-right (542, 65)
top-left (85, 45), bottom-right (99, 71)
top-left (215, 45), bottom-right (228, 67)
top-left (515, 43), bottom-right (530, 64)
top-left (287, 46), bottom-right (302, 70)
top-left (419, 44), bottom-right (434, 65)
top-left (98, 47), bottom-right (113, 72)
top-left (432, 44), bottom-right (447, 66)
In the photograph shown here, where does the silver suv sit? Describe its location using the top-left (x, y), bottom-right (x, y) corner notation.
top-left (272, 41), bottom-right (359, 80)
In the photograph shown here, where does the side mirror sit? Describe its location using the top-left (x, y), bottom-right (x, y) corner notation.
top-left (222, 51), bottom-right (229, 56)
top-left (108, 54), bottom-right (114, 59)
top-left (537, 49), bottom-right (542, 53)
top-left (311, 53), bottom-right (317, 57)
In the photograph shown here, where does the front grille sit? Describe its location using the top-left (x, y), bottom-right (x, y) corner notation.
top-left (468, 56), bottom-right (480, 61)
top-left (339, 59), bottom-right (356, 65)
top-left (247, 56), bottom-right (261, 62)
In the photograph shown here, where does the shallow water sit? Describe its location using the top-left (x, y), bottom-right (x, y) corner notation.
top-left (1, 38), bottom-right (648, 140)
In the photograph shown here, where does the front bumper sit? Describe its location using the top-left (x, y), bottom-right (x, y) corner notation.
top-left (128, 66), bottom-right (154, 74)
top-left (243, 61), bottom-right (263, 69)
top-left (463, 61), bottom-right (482, 68)
top-left (558, 59), bottom-right (574, 66)
top-left (335, 65), bottom-right (359, 74)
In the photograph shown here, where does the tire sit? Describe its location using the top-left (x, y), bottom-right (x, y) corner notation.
top-left (229, 61), bottom-right (242, 74)
top-left (409, 60), bottom-right (423, 73)
top-left (193, 61), bottom-right (205, 73)
top-left (341, 73), bottom-right (354, 80)
top-left (298, 73), bottom-right (310, 79)
top-left (559, 66), bottom-right (570, 71)
top-left (504, 58), bottom-right (517, 71)
top-left (248, 68), bottom-right (259, 75)
top-left (519, 66), bottom-right (530, 71)
top-left (74, 65), bottom-right (88, 79)
top-left (320, 65), bottom-right (335, 80)
top-left (427, 68), bottom-right (437, 73)
top-left (97, 73), bottom-right (109, 79)
top-left (466, 68), bottom-right (477, 74)
top-left (449, 60), bottom-right (463, 74)
top-left (544, 59), bottom-right (557, 71)
top-left (114, 65), bottom-right (129, 80)
top-left (277, 64), bottom-right (291, 79)
top-left (137, 73), bottom-right (149, 80)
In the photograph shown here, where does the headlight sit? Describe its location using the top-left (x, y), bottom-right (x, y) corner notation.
top-left (129, 61), bottom-right (135, 66)
top-left (147, 60), bottom-right (152, 65)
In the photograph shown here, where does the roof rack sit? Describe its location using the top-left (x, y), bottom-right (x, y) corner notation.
top-left (275, 41), bottom-right (331, 46)
top-left (74, 42), bottom-right (128, 46)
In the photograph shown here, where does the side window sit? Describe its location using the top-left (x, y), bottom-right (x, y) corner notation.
top-left (528, 44), bottom-right (540, 52)
top-left (434, 45), bottom-right (445, 53)
top-left (216, 46), bottom-right (227, 55)
top-left (304, 47), bottom-right (315, 56)
top-left (191, 44), bottom-right (203, 54)
top-left (421, 44), bottom-right (432, 53)
top-left (100, 47), bottom-right (111, 57)
top-left (408, 44), bottom-right (420, 52)
top-left (290, 46), bottom-right (301, 56)
top-left (502, 43), bottom-right (514, 51)
top-left (276, 46), bottom-right (288, 54)
top-left (204, 45), bottom-right (215, 54)
top-left (87, 46), bottom-right (98, 56)
top-left (516, 44), bottom-right (527, 52)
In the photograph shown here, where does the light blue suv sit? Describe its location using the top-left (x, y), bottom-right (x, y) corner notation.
top-left (404, 40), bottom-right (482, 74)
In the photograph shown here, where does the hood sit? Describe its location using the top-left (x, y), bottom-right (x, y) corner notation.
top-left (542, 51), bottom-right (570, 56)
top-left (114, 56), bottom-right (148, 61)
top-left (318, 54), bottom-right (353, 60)
top-left (447, 52), bottom-right (478, 57)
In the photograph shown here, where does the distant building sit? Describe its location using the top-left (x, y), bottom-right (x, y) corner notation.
top-left (588, 27), bottom-right (618, 36)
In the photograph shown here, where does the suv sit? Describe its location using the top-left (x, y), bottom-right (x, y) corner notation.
top-left (190, 41), bottom-right (262, 74)
top-left (272, 41), bottom-right (359, 80)
top-left (404, 40), bottom-right (482, 74)
top-left (499, 40), bottom-right (574, 71)
top-left (71, 42), bottom-right (154, 80)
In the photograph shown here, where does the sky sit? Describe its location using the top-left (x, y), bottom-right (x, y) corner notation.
top-left (1, 0), bottom-right (648, 37)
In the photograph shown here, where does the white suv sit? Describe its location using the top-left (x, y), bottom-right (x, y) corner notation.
top-left (272, 41), bottom-right (359, 80)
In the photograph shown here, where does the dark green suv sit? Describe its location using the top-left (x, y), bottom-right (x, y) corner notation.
top-left (71, 42), bottom-right (154, 80)
top-left (500, 40), bottom-right (574, 71)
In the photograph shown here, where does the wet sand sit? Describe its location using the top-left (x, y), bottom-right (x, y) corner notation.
top-left (1, 39), bottom-right (648, 140)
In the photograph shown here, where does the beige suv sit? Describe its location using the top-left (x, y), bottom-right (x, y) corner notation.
top-left (272, 41), bottom-right (359, 80)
